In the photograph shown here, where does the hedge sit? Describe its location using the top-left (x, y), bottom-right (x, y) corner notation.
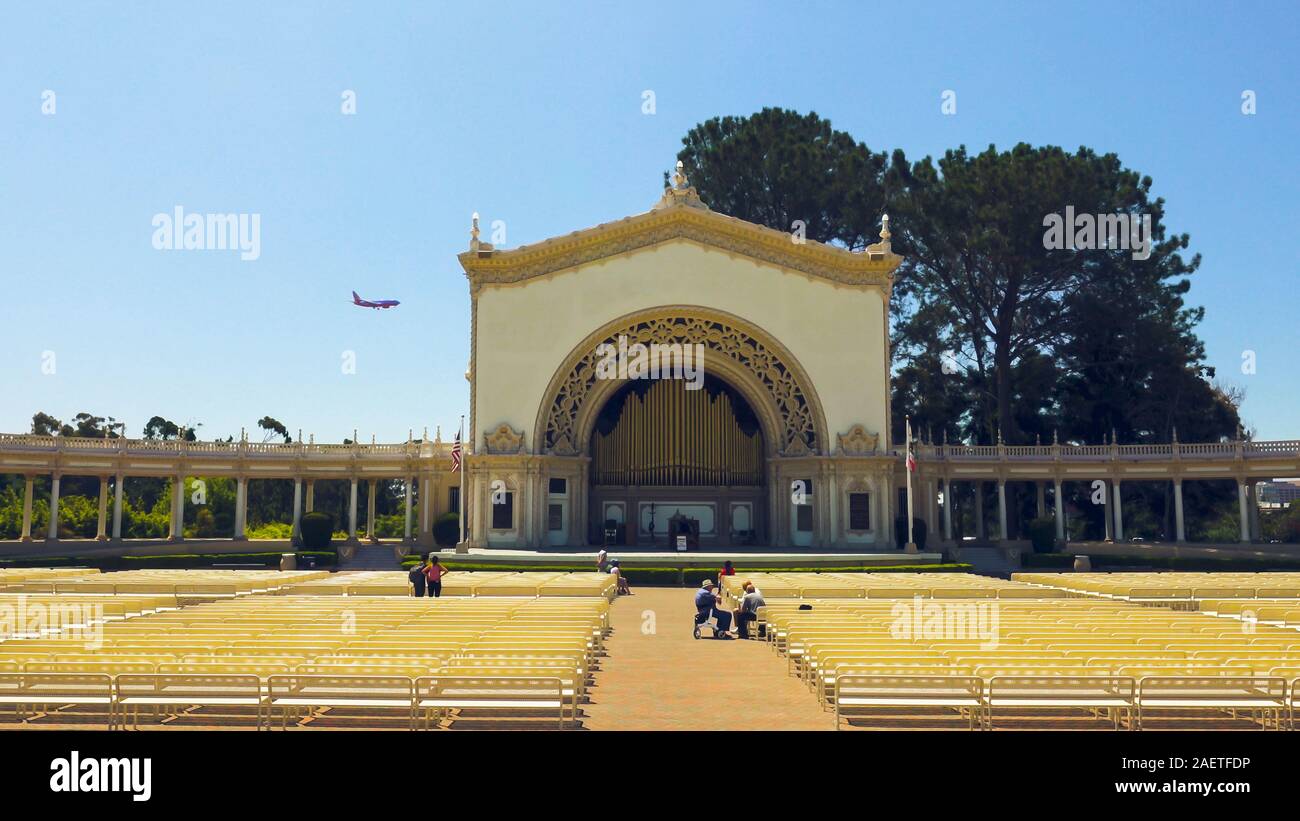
top-left (433, 513), bottom-right (460, 547)
top-left (299, 512), bottom-right (334, 550)
top-left (395, 560), bottom-right (971, 586)
top-left (1021, 552), bottom-right (1300, 572)
top-left (0, 551), bottom-right (337, 571)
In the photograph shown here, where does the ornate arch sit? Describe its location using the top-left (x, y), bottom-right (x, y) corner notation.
top-left (535, 307), bottom-right (828, 457)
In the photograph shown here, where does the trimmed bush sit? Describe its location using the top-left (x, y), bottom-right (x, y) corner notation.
top-left (893, 517), bottom-right (928, 551)
top-left (434, 512), bottom-right (460, 547)
top-left (0, 552), bottom-right (336, 571)
top-left (1021, 552), bottom-right (1300, 572)
top-left (299, 511), bottom-right (333, 550)
top-left (1026, 517), bottom-right (1057, 553)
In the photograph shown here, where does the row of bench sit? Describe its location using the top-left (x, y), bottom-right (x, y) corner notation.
top-left (0, 672), bottom-right (576, 729)
top-left (833, 674), bottom-right (1298, 730)
top-left (758, 597), bottom-right (1300, 729)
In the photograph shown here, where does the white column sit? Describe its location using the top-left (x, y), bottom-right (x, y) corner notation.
top-left (1102, 480), bottom-right (1113, 541)
top-left (366, 480), bottom-right (377, 541)
top-left (305, 480), bottom-right (315, 513)
top-left (95, 477), bottom-right (109, 540)
top-left (926, 480), bottom-right (938, 540)
top-left (348, 478), bottom-right (358, 540)
top-left (419, 477), bottom-right (430, 535)
top-left (20, 477), bottom-right (34, 542)
top-left (1113, 481), bottom-right (1124, 543)
top-left (47, 475), bottom-right (61, 540)
top-left (111, 474), bottom-right (124, 540)
top-left (1249, 481), bottom-right (1262, 541)
top-left (169, 474), bottom-right (184, 541)
top-left (234, 476), bottom-right (247, 539)
top-left (1237, 480), bottom-right (1250, 543)
top-left (996, 480), bottom-right (1008, 542)
top-left (404, 476), bottom-right (414, 542)
top-left (1173, 480), bottom-right (1186, 543)
top-left (942, 479), bottom-right (953, 542)
top-left (974, 483), bottom-right (986, 540)
top-left (1053, 478), bottom-right (1065, 541)
top-left (291, 478), bottom-right (303, 543)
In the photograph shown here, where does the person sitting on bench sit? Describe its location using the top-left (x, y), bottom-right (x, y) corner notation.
top-left (693, 580), bottom-right (733, 639)
top-left (733, 581), bottom-right (765, 639)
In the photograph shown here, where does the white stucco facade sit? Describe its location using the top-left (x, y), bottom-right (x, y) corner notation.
top-left (459, 171), bottom-right (902, 549)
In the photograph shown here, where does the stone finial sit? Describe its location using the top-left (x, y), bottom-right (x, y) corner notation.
top-left (370, 433), bottom-right (376, 446)
top-left (297, 428), bottom-right (302, 444)
top-left (997, 427), bottom-right (1003, 445)
top-left (1111, 428), bottom-right (1118, 445)
top-left (1171, 425), bottom-right (1179, 443)
top-left (866, 213), bottom-right (893, 256)
top-left (422, 426), bottom-right (428, 442)
top-left (470, 212), bottom-right (480, 250)
top-left (653, 159), bottom-right (708, 211)
top-left (353, 428), bottom-right (358, 445)
top-left (309, 433), bottom-right (315, 445)
top-left (1053, 429), bottom-right (1059, 445)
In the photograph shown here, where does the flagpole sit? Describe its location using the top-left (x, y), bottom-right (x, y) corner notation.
top-left (905, 415), bottom-right (916, 552)
top-left (457, 414), bottom-right (465, 548)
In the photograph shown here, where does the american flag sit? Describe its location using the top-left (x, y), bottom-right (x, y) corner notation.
top-left (905, 417), bottom-right (917, 472)
top-left (450, 432), bottom-right (462, 472)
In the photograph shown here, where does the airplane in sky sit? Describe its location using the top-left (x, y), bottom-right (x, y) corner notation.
top-left (351, 290), bottom-right (400, 310)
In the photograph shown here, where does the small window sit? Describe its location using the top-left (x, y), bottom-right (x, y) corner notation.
top-left (548, 503), bottom-right (564, 531)
top-left (548, 477), bottom-right (567, 495)
top-left (448, 486), bottom-right (460, 515)
top-left (491, 492), bottom-right (514, 530)
top-left (849, 492), bottom-right (871, 531)
top-left (796, 504), bottom-right (813, 532)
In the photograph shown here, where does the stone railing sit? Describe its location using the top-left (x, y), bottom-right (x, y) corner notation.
top-left (0, 433), bottom-right (452, 458)
top-left (909, 440), bottom-right (1300, 461)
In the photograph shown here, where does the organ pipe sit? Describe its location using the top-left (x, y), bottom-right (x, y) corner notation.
top-left (591, 380), bottom-right (763, 487)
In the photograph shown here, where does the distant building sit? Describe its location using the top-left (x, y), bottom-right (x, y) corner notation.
top-left (1259, 481), bottom-right (1300, 506)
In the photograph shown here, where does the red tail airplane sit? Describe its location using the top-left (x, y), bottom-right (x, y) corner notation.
top-left (351, 291), bottom-right (400, 309)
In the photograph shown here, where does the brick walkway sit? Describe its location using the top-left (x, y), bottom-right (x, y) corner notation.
top-left (581, 587), bottom-right (834, 731)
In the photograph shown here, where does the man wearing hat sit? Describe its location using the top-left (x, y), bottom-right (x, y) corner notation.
top-left (693, 579), bottom-right (734, 639)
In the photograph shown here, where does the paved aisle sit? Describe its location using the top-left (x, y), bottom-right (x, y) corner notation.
top-left (581, 588), bottom-right (834, 730)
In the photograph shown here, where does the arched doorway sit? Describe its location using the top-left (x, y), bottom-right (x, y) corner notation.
top-left (587, 374), bottom-right (767, 547)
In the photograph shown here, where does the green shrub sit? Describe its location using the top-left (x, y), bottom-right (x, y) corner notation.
top-left (1021, 552), bottom-right (1300, 572)
top-left (1026, 517), bottom-right (1057, 553)
top-left (0, 551), bottom-right (337, 571)
top-left (245, 521), bottom-right (293, 540)
top-left (893, 517), bottom-right (928, 550)
top-left (434, 512), bottom-right (460, 547)
top-left (390, 561), bottom-right (971, 583)
top-left (299, 512), bottom-right (334, 550)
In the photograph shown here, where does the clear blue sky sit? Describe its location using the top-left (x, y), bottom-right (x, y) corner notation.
top-left (2, 1), bottom-right (1297, 443)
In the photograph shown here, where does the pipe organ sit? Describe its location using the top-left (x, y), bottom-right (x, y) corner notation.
top-left (591, 379), bottom-right (763, 487)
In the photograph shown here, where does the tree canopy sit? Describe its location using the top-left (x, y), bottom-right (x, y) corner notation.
top-left (674, 109), bottom-right (1240, 447)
